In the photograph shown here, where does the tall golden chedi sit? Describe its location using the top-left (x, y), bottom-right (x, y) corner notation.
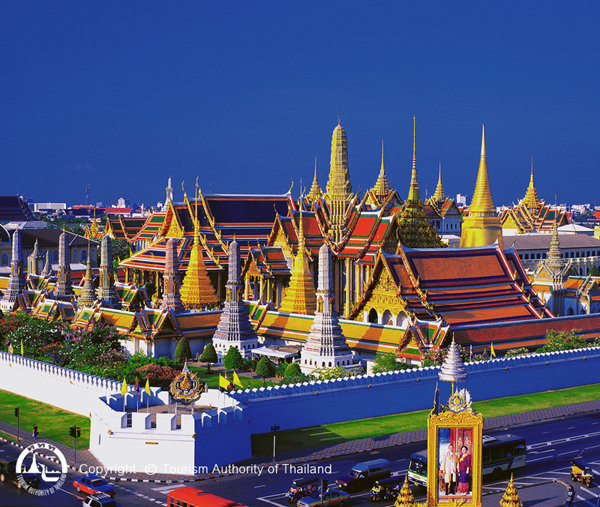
top-left (460, 125), bottom-right (504, 248)
top-left (278, 202), bottom-right (317, 315)
top-left (325, 117), bottom-right (354, 244)
top-left (179, 189), bottom-right (218, 309)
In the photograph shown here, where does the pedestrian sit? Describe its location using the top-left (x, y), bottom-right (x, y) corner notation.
top-left (33, 424), bottom-right (38, 439)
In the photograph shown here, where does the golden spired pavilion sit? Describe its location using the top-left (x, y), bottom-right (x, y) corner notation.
top-left (460, 124), bottom-right (504, 248)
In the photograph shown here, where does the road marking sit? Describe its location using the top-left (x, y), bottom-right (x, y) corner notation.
top-left (527, 456), bottom-right (551, 463)
top-left (255, 484), bottom-right (266, 488)
top-left (529, 449), bottom-right (555, 454)
top-left (576, 495), bottom-right (596, 507)
top-left (558, 451), bottom-right (575, 456)
top-left (258, 496), bottom-right (286, 506)
top-left (151, 484), bottom-right (188, 494)
top-left (57, 487), bottom-right (84, 499)
top-left (583, 489), bottom-right (599, 498)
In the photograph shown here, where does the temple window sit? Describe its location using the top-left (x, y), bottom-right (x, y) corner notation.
top-left (81, 249), bottom-right (87, 262)
top-left (1, 254), bottom-right (8, 266)
top-left (368, 308), bottom-right (378, 324)
top-left (53, 251), bottom-right (59, 263)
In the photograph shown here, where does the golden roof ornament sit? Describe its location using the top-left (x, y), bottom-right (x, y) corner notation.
top-left (521, 156), bottom-right (541, 213)
top-left (372, 140), bottom-right (392, 200)
top-left (306, 157), bottom-right (323, 203)
top-left (431, 162), bottom-right (447, 201)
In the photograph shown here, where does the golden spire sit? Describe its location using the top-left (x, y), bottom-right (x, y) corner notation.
top-left (278, 195), bottom-right (317, 315)
top-left (460, 124), bottom-right (503, 248)
top-left (522, 155), bottom-right (541, 212)
top-left (306, 157), bottom-right (323, 202)
top-left (372, 140), bottom-right (392, 200)
top-left (325, 115), bottom-right (353, 243)
top-left (432, 161), bottom-right (447, 201)
top-left (469, 124), bottom-right (496, 215)
top-left (407, 115), bottom-right (421, 204)
top-left (398, 116), bottom-right (444, 248)
top-left (179, 182), bottom-right (218, 309)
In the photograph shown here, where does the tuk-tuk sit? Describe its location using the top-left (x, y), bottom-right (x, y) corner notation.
top-left (571, 458), bottom-right (593, 487)
top-left (370, 476), bottom-right (401, 502)
top-left (286, 477), bottom-right (320, 504)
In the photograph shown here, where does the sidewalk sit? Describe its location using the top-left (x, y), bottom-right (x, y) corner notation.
top-left (1, 399), bottom-right (599, 486)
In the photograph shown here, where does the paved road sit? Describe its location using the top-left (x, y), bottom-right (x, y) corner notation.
top-left (2, 400), bottom-right (600, 506)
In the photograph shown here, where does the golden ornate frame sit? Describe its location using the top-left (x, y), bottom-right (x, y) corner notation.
top-left (427, 410), bottom-right (483, 506)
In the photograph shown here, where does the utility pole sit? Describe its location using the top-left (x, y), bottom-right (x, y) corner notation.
top-left (14, 408), bottom-right (19, 443)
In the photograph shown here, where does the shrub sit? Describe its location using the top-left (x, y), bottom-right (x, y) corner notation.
top-left (136, 363), bottom-right (181, 390)
top-left (537, 329), bottom-right (586, 353)
top-left (504, 347), bottom-right (531, 358)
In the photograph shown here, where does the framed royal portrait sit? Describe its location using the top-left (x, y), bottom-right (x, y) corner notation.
top-left (427, 410), bottom-right (483, 506)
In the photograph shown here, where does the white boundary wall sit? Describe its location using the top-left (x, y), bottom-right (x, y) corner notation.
top-left (0, 352), bottom-right (121, 416)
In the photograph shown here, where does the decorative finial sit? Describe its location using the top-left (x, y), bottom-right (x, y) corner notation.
top-left (338, 110), bottom-right (341, 125)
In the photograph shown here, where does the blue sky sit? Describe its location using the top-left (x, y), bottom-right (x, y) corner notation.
top-left (1, 1), bottom-right (599, 208)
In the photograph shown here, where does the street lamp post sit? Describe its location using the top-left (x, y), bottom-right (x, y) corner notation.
top-left (271, 425), bottom-right (280, 463)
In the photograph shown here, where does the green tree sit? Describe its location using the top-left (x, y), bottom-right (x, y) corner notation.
top-left (200, 343), bottom-right (218, 373)
top-left (174, 336), bottom-right (193, 363)
top-left (223, 346), bottom-right (245, 371)
top-left (255, 357), bottom-right (274, 386)
top-left (283, 362), bottom-right (302, 378)
top-left (537, 329), bottom-right (587, 353)
top-left (590, 265), bottom-right (600, 277)
top-left (372, 352), bottom-right (409, 374)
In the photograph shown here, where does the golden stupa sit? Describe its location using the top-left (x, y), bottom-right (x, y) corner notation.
top-left (278, 204), bottom-right (317, 315)
top-left (179, 191), bottom-right (218, 309)
top-left (460, 125), bottom-right (504, 248)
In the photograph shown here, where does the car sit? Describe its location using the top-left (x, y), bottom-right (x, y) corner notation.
top-left (73, 474), bottom-right (116, 496)
top-left (83, 493), bottom-right (121, 507)
top-left (0, 458), bottom-right (40, 490)
top-left (297, 488), bottom-right (350, 507)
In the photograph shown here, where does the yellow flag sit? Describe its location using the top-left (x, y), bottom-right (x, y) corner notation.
top-left (20, 341), bottom-right (23, 355)
top-left (233, 370), bottom-right (244, 389)
top-left (219, 374), bottom-right (230, 390)
top-left (144, 378), bottom-right (151, 396)
top-left (8, 344), bottom-right (14, 355)
top-left (121, 378), bottom-right (128, 395)
top-left (491, 343), bottom-right (496, 357)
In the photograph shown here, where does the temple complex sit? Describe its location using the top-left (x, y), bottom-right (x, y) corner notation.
top-left (460, 125), bottom-right (504, 248)
top-left (424, 164), bottom-right (463, 242)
